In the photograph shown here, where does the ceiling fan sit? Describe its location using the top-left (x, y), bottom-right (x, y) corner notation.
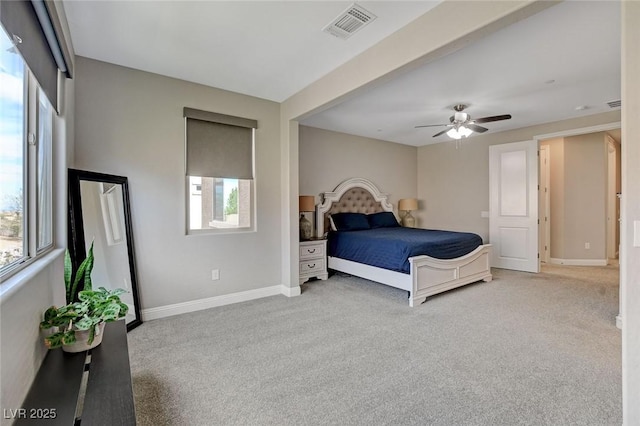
top-left (415, 104), bottom-right (512, 139)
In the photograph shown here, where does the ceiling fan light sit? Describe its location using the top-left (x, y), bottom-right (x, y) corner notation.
top-left (447, 126), bottom-right (473, 140)
top-left (447, 128), bottom-right (462, 139)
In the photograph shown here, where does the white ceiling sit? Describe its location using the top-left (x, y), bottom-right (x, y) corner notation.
top-left (301, 1), bottom-right (621, 146)
top-left (63, 1), bottom-right (440, 103)
top-left (63, 1), bottom-right (621, 147)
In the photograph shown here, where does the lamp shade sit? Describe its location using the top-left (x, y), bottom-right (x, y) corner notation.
top-left (299, 195), bottom-right (315, 212)
top-left (398, 198), bottom-right (418, 211)
top-left (446, 126), bottom-right (473, 140)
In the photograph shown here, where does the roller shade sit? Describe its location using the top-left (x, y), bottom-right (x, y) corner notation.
top-left (0, 0), bottom-right (72, 111)
top-left (184, 108), bottom-right (257, 180)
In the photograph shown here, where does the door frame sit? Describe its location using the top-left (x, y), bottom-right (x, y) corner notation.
top-left (606, 135), bottom-right (618, 260)
top-left (539, 144), bottom-right (551, 264)
top-left (534, 123), bottom-right (621, 143)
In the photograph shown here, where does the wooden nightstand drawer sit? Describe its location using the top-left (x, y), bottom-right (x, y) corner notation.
top-left (299, 242), bottom-right (325, 260)
top-left (300, 258), bottom-right (325, 275)
top-left (299, 239), bottom-right (328, 284)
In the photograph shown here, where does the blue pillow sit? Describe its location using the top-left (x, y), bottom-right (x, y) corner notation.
top-left (330, 213), bottom-right (370, 231)
top-left (367, 211), bottom-right (400, 228)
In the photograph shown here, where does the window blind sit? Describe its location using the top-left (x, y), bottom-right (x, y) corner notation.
top-left (184, 108), bottom-right (257, 180)
top-left (1, 0), bottom-right (72, 111)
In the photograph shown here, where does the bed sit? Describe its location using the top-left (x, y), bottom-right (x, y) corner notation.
top-left (316, 177), bottom-right (492, 307)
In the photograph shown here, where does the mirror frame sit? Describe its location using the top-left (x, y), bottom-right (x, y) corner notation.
top-left (68, 169), bottom-right (142, 331)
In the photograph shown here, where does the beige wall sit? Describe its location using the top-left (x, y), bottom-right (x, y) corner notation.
top-left (416, 135), bottom-right (492, 238)
top-left (299, 126), bottom-right (417, 222)
top-left (416, 111), bottom-right (620, 243)
top-left (563, 133), bottom-right (607, 260)
top-left (74, 57), bottom-right (282, 310)
top-left (541, 133), bottom-right (611, 262)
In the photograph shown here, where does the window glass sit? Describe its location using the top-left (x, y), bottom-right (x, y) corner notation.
top-left (37, 90), bottom-right (53, 250)
top-left (1, 24), bottom-right (55, 278)
top-left (188, 177), bottom-right (252, 231)
top-left (0, 26), bottom-right (27, 271)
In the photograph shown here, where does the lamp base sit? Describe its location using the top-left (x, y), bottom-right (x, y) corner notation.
top-left (299, 214), bottom-right (312, 240)
top-left (402, 211), bottom-right (416, 228)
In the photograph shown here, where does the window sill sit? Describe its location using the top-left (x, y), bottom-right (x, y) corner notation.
top-left (187, 227), bottom-right (255, 237)
top-left (0, 248), bottom-right (64, 304)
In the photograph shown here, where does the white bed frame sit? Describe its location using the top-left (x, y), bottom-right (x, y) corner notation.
top-left (317, 177), bottom-right (492, 307)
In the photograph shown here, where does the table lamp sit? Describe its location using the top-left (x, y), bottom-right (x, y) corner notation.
top-left (398, 198), bottom-right (418, 228)
top-left (299, 195), bottom-right (315, 240)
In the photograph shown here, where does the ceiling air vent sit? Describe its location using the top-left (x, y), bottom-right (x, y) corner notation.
top-left (606, 99), bottom-right (621, 109)
top-left (323, 3), bottom-right (377, 40)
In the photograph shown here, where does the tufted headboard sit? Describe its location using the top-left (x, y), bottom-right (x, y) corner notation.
top-left (316, 177), bottom-right (395, 238)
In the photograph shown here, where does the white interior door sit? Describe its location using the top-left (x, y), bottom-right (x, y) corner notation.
top-left (489, 140), bottom-right (539, 272)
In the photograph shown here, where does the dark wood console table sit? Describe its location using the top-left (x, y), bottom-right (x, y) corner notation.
top-left (16, 320), bottom-right (135, 425)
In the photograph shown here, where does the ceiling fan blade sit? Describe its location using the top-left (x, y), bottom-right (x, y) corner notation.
top-left (466, 123), bottom-right (489, 133)
top-left (432, 129), bottom-right (449, 138)
top-left (415, 123), bottom-right (451, 128)
top-left (473, 114), bottom-right (512, 124)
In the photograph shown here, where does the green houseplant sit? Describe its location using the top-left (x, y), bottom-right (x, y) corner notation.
top-left (40, 243), bottom-right (128, 352)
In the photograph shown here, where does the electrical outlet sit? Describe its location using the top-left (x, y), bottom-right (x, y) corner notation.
top-left (585, 242), bottom-right (590, 249)
top-left (211, 269), bottom-right (220, 280)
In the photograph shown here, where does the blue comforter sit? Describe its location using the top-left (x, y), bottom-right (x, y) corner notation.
top-left (328, 227), bottom-right (483, 274)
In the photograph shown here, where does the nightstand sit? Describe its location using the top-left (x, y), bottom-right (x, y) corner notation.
top-left (299, 239), bottom-right (328, 284)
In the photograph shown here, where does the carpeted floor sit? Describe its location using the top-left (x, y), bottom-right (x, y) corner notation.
top-left (128, 264), bottom-right (621, 425)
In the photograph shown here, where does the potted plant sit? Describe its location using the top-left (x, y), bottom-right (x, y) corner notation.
top-left (40, 244), bottom-right (129, 352)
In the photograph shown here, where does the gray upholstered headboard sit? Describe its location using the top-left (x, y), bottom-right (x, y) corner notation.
top-left (316, 177), bottom-right (395, 238)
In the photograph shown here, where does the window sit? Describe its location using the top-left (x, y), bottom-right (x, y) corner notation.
top-left (37, 90), bottom-right (53, 250)
top-left (0, 24), bottom-right (54, 276)
top-left (184, 108), bottom-right (257, 234)
top-left (188, 177), bottom-right (252, 230)
top-left (1, 26), bottom-right (27, 272)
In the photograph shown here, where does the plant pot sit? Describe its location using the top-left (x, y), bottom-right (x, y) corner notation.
top-left (62, 323), bottom-right (105, 353)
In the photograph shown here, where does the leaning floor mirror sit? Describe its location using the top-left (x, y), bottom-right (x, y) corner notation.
top-left (68, 169), bottom-right (142, 331)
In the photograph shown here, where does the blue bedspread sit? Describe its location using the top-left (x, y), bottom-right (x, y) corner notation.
top-left (328, 227), bottom-right (483, 274)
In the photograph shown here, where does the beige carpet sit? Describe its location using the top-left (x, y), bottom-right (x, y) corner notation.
top-left (128, 264), bottom-right (621, 425)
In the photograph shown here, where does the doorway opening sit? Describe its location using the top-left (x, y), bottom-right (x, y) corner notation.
top-left (537, 127), bottom-right (621, 268)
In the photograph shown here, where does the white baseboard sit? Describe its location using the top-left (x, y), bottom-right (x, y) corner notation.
top-left (281, 285), bottom-right (301, 297)
top-left (549, 258), bottom-right (608, 266)
top-left (142, 284), bottom-right (299, 321)
top-left (616, 315), bottom-right (622, 330)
